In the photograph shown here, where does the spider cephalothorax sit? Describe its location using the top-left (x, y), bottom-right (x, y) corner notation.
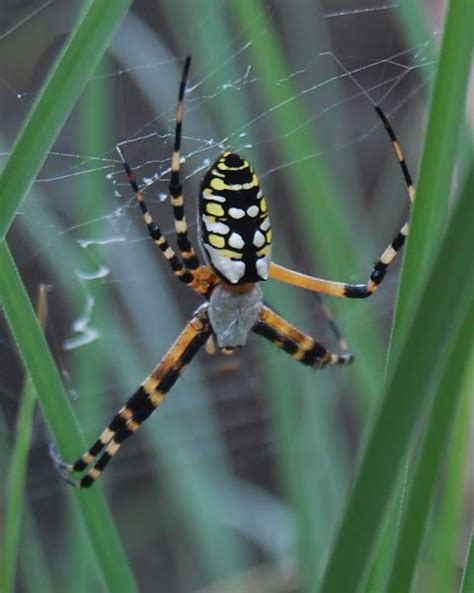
top-left (53, 55), bottom-right (414, 488)
top-left (207, 282), bottom-right (263, 349)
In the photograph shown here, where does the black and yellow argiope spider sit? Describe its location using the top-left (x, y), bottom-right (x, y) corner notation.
top-left (54, 56), bottom-right (415, 488)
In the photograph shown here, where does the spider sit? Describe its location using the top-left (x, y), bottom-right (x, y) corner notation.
top-left (55, 56), bottom-right (415, 488)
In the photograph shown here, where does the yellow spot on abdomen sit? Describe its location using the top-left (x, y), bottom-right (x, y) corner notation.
top-left (208, 234), bottom-right (226, 248)
top-left (210, 177), bottom-right (226, 191)
top-left (216, 248), bottom-right (243, 259)
top-left (260, 197), bottom-right (267, 213)
top-left (257, 245), bottom-right (271, 257)
top-left (206, 202), bottom-right (225, 217)
top-left (266, 229), bottom-right (272, 243)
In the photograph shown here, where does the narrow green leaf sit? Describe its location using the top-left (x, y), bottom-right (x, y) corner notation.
top-left (460, 531), bottom-right (474, 593)
top-left (60, 59), bottom-right (114, 592)
top-left (319, 162), bottom-right (474, 593)
top-left (0, 241), bottom-right (138, 593)
top-left (392, 0), bottom-right (474, 337)
top-left (367, 2), bottom-right (474, 586)
top-left (18, 510), bottom-right (56, 593)
top-left (0, 4), bottom-right (135, 585)
top-left (0, 379), bottom-right (36, 593)
top-left (362, 477), bottom-right (406, 593)
top-left (0, 404), bottom-right (55, 593)
top-left (320, 2), bottom-right (473, 589)
top-left (0, 288), bottom-right (48, 593)
top-left (396, 1), bottom-right (474, 185)
top-left (427, 362), bottom-right (474, 593)
top-left (386, 301), bottom-right (474, 592)
top-left (0, 0), bottom-right (132, 241)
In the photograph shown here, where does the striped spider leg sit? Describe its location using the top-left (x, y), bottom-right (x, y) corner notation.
top-left (269, 105), bottom-right (415, 299)
top-left (117, 55), bottom-right (216, 298)
top-left (254, 305), bottom-right (353, 368)
top-left (55, 308), bottom-right (212, 488)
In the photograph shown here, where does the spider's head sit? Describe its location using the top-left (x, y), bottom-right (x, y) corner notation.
top-left (199, 152), bottom-right (272, 285)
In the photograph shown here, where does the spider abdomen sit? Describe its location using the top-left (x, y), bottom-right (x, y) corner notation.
top-left (199, 152), bottom-right (272, 284)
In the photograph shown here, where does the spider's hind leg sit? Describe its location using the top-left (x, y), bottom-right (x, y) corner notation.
top-left (55, 309), bottom-right (212, 488)
top-left (253, 305), bottom-right (353, 369)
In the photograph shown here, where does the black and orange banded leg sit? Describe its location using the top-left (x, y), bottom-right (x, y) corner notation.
top-left (253, 305), bottom-right (353, 369)
top-left (58, 309), bottom-right (212, 488)
top-left (117, 149), bottom-right (217, 297)
top-left (117, 145), bottom-right (195, 288)
top-left (168, 55), bottom-right (200, 271)
top-left (269, 104), bottom-right (415, 299)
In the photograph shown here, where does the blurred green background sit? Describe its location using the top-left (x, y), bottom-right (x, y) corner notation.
top-left (0, 1), bottom-right (472, 592)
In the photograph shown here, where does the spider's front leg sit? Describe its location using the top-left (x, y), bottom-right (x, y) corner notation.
top-left (269, 105), bottom-right (415, 299)
top-left (53, 307), bottom-right (212, 488)
top-left (253, 305), bottom-right (353, 369)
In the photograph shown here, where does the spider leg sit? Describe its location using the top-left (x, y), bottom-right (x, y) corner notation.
top-left (269, 104), bottom-right (415, 299)
top-left (118, 151), bottom-right (217, 296)
top-left (58, 308), bottom-right (212, 488)
top-left (117, 56), bottom-right (216, 296)
top-left (253, 305), bottom-right (353, 368)
top-left (118, 149), bottom-right (196, 287)
top-left (168, 55), bottom-right (200, 271)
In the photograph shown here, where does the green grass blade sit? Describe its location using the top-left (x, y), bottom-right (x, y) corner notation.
top-left (0, 3), bottom-right (134, 584)
top-left (59, 60), bottom-right (113, 593)
top-left (362, 479), bottom-right (405, 593)
top-left (460, 531), bottom-right (474, 593)
top-left (0, 402), bottom-right (55, 592)
top-left (0, 0), bottom-right (132, 241)
top-left (319, 158), bottom-right (474, 593)
top-left (0, 287), bottom-right (48, 593)
top-left (0, 241), bottom-right (138, 593)
top-left (319, 1), bottom-right (473, 588)
top-left (366, 2), bottom-right (474, 585)
top-left (0, 378), bottom-right (36, 593)
top-left (396, 1), bottom-right (474, 182)
top-left (18, 511), bottom-right (56, 593)
top-left (385, 300), bottom-right (474, 592)
top-left (427, 362), bottom-right (473, 593)
top-left (391, 0), bottom-right (474, 337)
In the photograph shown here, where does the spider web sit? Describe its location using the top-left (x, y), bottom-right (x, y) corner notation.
top-left (0, 1), bottom-right (447, 591)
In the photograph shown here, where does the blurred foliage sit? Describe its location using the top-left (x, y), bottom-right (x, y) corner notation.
top-left (0, 1), bottom-right (472, 592)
